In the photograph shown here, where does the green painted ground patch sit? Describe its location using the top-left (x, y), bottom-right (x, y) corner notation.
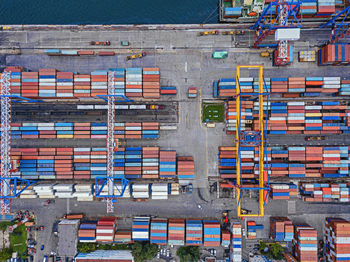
top-left (202, 103), bottom-right (225, 122)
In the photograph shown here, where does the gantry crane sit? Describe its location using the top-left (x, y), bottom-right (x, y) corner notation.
top-left (94, 71), bottom-right (131, 213)
top-left (319, 4), bottom-right (350, 43)
top-left (235, 65), bottom-right (270, 217)
top-left (0, 71), bottom-right (38, 215)
top-left (250, 0), bottom-right (302, 64)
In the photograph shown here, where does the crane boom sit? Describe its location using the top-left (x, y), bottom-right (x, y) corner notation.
top-left (0, 71), bottom-right (11, 215)
top-left (107, 71), bottom-right (115, 213)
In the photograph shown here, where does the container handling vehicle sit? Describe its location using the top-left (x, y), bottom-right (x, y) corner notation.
top-left (125, 51), bottom-right (147, 61)
top-left (305, 136), bottom-right (327, 141)
top-left (90, 40), bottom-right (111, 46)
top-left (197, 30), bottom-right (219, 36)
top-left (221, 30), bottom-right (245, 35)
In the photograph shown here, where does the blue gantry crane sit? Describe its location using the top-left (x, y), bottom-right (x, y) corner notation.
top-left (250, 0), bottom-right (302, 64)
top-left (0, 70), bottom-right (40, 215)
top-left (95, 70), bottom-right (132, 213)
top-left (319, 3), bottom-right (350, 43)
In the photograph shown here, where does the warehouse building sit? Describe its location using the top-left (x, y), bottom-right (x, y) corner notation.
top-left (58, 219), bottom-right (79, 259)
top-left (75, 250), bottom-right (134, 262)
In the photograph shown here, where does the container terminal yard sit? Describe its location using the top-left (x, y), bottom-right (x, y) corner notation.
top-left (0, 11), bottom-right (350, 262)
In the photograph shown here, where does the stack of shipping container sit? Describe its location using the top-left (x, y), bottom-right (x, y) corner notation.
top-left (78, 221), bottom-right (97, 242)
top-left (300, 183), bottom-right (350, 202)
top-left (270, 217), bottom-right (294, 242)
top-left (159, 151), bottom-right (177, 179)
top-left (221, 229), bottom-right (230, 247)
top-left (142, 147), bottom-right (159, 179)
top-left (39, 69), bottom-right (56, 98)
top-left (150, 218), bottom-right (168, 245)
top-left (324, 217), bottom-right (350, 262)
top-left (143, 68), bottom-right (160, 98)
top-left (270, 184), bottom-right (297, 200)
top-left (203, 220), bottom-right (221, 247)
top-left (114, 229), bottom-right (132, 244)
top-left (132, 217), bottom-right (150, 241)
top-left (22, 72), bottom-right (38, 98)
top-left (186, 219), bottom-right (203, 246)
top-left (3, 67), bottom-right (165, 99)
top-left (177, 156), bottom-right (195, 181)
top-left (11, 146), bottom-right (190, 181)
top-left (111, 68), bottom-right (125, 96)
top-left (91, 71), bottom-right (107, 97)
top-left (293, 224), bottom-right (318, 262)
top-left (96, 217), bottom-right (116, 242)
top-left (318, 44), bottom-right (350, 66)
top-left (74, 74), bottom-right (91, 97)
top-left (126, 68), bottom-right (142, 97)
top-left (218, 78), bottom-right (236, 97)
top-left (219, 146), bottom-right (350, 180)
top-left (246, 221), bottom-right (264, 239)
top-left (230, 222), bottom-right (242, 262)
top-left (168, 218), bottom-right (185, 246)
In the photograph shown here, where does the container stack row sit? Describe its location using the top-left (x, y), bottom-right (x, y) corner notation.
top-left (4, 67), bottom-right (161, 99)
top-left (159, 151), bottom-right (177, 179)
top-left (39, 69), bottom-right (57, 97)
top-left (299, 183), bottom-right (350, 202)
top-left (270, 217), bottom-right (294, 242)
top-left (76, 217), bottom-right (234, 247)
top-left (150, 218), bottom-right (168, 245)
top-left (203, 220), bottom-right (221, 247)
top-left (324, 217), bottom-right (350, 262)
top-left (110, 68), bottom-right (125, 96)
top-left (270, 184), bottom-right (297, 200)
top-left (150, 183), bottom-right (169, 200)
top-left (246, 221), bottom-right (264, 239)
top-left (78, 221), bottom-right (97, 242)
top-left (293, 224), bottom-right (318, 262)
top-left (5, 122), bottom-right (159, 140)
top-left (126, 68), bottom-right (142, 97)
top-left (96, 217), bottom-right (116, 242)
top-left (142, 147), bottom-right (159, 179)
top-left (225, 100), bottom-right (254, 134)
top-left (248, 101), bottom-right (350, 135)
top-left (186, 219), bottom-right (203, 246)
top-left (176, 156), bottom-right (195, 181)
top-left (10, 147), bottom-right (193, 180)
top-left (114, 229), bottom-right (132, 244)
top-left (221, 230), bottom-right (230, 247)
top-left (219, 146), bottom-right (350, 180)
top-left (132, 217), bottom-right (150, 241)
top-left (131, 184), bottom-right (150, 199)
top-left (142, 68), bottom-right (160, 98)
top-left (230, 222), bottom-right (242, 262)
top-left (216, 75), bottom-right (350, 98)
top-left (168, 219), bottom-right (185, 246)
top-left (74, 74), bottom-right (91, 97)
top-left (319, 43), bottom-right (350, 66)
top-left (91, 71), bottom-right (108, 97)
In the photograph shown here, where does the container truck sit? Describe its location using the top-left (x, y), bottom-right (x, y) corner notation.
top-left (64, 213), bottom-right (84, 219)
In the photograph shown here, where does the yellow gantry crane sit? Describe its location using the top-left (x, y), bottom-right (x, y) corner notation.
top-left (235, 65), bottom-right (270, 217)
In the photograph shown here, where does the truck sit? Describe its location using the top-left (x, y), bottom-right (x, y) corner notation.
top-left (90, 41), bottom-right (111, 46)
top-left (125, 51), bottom-right (146, 61)
top-left (221, 30), bottom-right (245, 35)
top-left (64, 213), bottom-right (84, 219)
top-left (188, 87), bottom-right (197, 98)
top-left (197, 30), bottom-right (219, 36)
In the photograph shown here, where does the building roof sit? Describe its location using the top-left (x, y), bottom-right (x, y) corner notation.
top-left (58, 219), bottom-right (79, 258)
top-left (75, 250), bottom-right (134, 262)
